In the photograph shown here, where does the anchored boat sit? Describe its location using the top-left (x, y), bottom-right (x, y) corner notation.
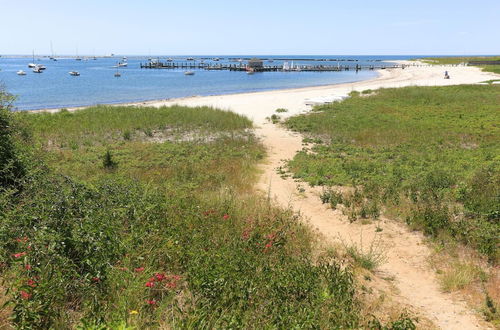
top-left (69, 71), bottom-right (80, 76)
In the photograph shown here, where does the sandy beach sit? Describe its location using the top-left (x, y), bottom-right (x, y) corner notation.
top-left (33, 61), bottom-right (498, 124)
top-left (132, 61), bottom-right (499, 122)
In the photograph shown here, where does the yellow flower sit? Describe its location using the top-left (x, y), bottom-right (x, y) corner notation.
top-left (129, 310), bottom-right (139, 315)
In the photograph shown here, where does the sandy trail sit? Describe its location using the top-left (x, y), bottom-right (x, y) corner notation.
top-left (36, 62), bottom-right (499, 328)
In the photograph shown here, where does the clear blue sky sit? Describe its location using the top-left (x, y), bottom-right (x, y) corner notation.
top-left (1, 0), bottom-right (499, 55)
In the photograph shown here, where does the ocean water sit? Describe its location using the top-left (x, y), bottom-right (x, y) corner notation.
top-left (0, 55), bottom-right (413, 111)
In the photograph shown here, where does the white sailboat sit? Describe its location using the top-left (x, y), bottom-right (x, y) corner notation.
top-left (28, 50), bottom-right (37, 68)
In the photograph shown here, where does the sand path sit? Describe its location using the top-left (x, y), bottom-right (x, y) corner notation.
top-left (37, 62), bottom-right (499, 328)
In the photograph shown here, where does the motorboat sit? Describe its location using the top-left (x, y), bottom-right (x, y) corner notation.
top-left (17, 70), bottom-right (27, 75)
top-left (184, 71), bottom-right (195, 75)
top-left (69, 71), bottom-right (80, 76)
top-left (32, 66), bottom-right (43, 73)
top-left (28, 63), bottom-right (36, 68)
top-left (117, 62), bottom-right (127, 67)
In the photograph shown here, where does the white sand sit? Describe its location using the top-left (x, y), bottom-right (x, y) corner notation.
top-left (138, 61), bottom-right (499, 124)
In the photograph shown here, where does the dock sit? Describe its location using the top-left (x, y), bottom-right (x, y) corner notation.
top-left (139, 61), bottom-right (400, 72)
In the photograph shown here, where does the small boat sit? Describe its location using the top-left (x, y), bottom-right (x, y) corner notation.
top-left (69, 71), bottom-right (80, 76)
top-left (117, 62), bottom-right (127, 67)
top-left (37, 65), bottom-right (46, 70)
top-left (167, 58), bottom-right (173, 62)
top-left (184, 71), bottom-right (195, 75)
top-left (32, 66), bottom-right (43, 73)
top-left (213, 57), bottom-right (220, 61)
top-left (28, 63), bottom-right (36, 68)
top-left (186, 57), bottom-right (194, 61)
top-left (17, 70), bottom-right (27, 75)
top-left (76, 57), bottom-right (82, 61)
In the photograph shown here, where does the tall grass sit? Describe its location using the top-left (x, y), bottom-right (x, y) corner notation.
top-left (420, 56), bottom-right (500, 74)
top-left (285, 85), bottom-right (499, 262)
top-left (0, 99), bottom-right (415, 328)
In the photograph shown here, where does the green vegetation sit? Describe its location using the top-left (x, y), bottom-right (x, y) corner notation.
top-left (0, 96), bottom-right (414, 328)
top-left (285, 85), bottom-right (500, 263)
top-left (420, 56), bottom-right (500, 74)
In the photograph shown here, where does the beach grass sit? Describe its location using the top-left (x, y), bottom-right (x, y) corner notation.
top-left (420, 56), bottom-right (500, 74)
top-left (284, 85), bottom-right (500, 263)
top-left (0, 100), bottom-right (417, 328)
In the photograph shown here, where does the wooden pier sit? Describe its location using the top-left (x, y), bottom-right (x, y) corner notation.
top-left (139, 61), bottom-right (400, 72)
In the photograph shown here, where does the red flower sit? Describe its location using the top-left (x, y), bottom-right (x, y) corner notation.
top-left (27, 279), bottom-right (37, 288)
top-left (15, 237), bottom-right (29, 243)
top-left (145, 281), bottom-right (155, 288)
top-left (146, 299), bottom-right (157, 305)
top-left (171, 275), bottom-right (181, 281)
top-left (134, 267), bottom-right (145, 273)
top-left (155, 273), bottom-right (166, 282)
top-left (265, 242), bottom-right (272, 249)
top-left (13, 252), bottom-right (27, 258)
top-left (223, 214), bottom-right (230, 220)
top-left (91, 277), bottom-right (100, 282)
top-left (20, 290), bottom-right (31, 300)
top-left (241, 230), bottom-right (250, 240)
top-left (24, 264), bottom-right (31, 271)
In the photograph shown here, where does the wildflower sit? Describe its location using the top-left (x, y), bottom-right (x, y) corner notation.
top-left (241, 230), bottom-right (250, 240)
top-left (24, 264), bottom-right (31, 271)
top-left (155, 273), bottom-right (166, 281)
top-left (223, 214), bottom-right (230, 220)
top-left (15, 237), bottom-right (28, 243)
top-left (171, 274), bottom-right (181, 281)
top-left (13, 252), bottom-right (27, 258)
top-left (145, 281), bottom-right (155, 288)
top-left (146, 299), bottom-right (157, 305)
top-left (91, 277), bottom-right (100, 283)
top-left (20, 290), bottom-right (31, 300)
top-left (27, 279), bottom-right (37, 288)
top-left (134, 267), bottom-right (145, 273)
top-left (166, 281), bottom-right (177, 289)
top-left (265, 242), bottom-right (272, 249)
top-left (129, 310), bottom-right (139, 315)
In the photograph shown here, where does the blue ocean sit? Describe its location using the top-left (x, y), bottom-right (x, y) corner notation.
top-left (0, 55), bottom-right (413, 110)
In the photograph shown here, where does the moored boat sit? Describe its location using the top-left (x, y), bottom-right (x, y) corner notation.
top-left (184, 71), bottom-right (195, 75)
top-left (17, 70), bottom-right (27, 75)
top-left (69, 71), bottom-right (80, 76)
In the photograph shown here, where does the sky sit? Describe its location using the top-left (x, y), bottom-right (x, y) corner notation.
top-left (1, 0), bottom-right (499, 56)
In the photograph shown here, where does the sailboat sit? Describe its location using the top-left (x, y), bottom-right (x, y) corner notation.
top-left (75, 47), bottom-right (81, 61)
top-left (17, 70), bottom-right (27, 75)
top-left (49, 42), bottom-right (57, 61)
top-left (28, 50), bottom-right (36, 68)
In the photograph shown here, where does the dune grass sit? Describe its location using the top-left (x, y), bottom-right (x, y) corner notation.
top-left (0, 101), bottom-right (418, 328)
top-left (285, 85), bottom-right (500, 263)
top-left (420, 56), bottom-right (500, 74)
